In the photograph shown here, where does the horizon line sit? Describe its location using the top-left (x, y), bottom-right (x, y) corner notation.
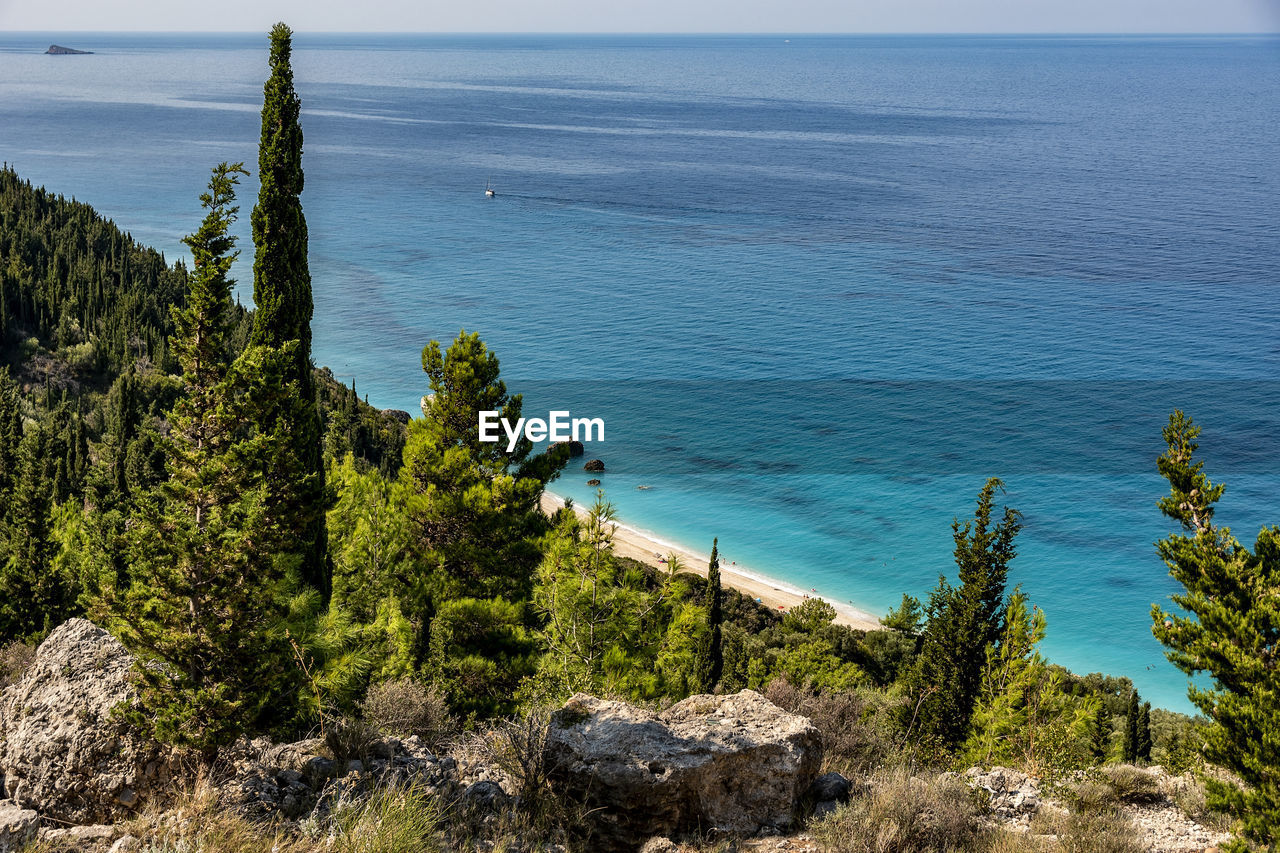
top-left (6, 29), bottom-right (1279, 36)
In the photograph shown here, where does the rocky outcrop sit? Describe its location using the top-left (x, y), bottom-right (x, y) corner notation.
top-left (0, 801), bottom-right (38, 853)
top-left (0, 619), bottom-right (171, 824)
top-left (546, 690), bottom-right (822, 849)
top-left (46, 45), bottom-right (93, 54)
top-left (963, 766), bottom-right (1041, 824)
top-left (550, 440), bottom-right (586, 457)
top-left (583, 459), bottom-right (606, 472)
top-left (217, 734), bottom-right (467, 820)
top-left (382, 408), bottom-right (411, 425)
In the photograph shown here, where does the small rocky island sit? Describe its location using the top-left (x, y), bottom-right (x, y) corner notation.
top-left (46, 45), bottom-right (93, 55)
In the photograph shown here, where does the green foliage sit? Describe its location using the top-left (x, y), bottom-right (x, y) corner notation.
top-left (1136, 701), bottom-right (1152, 763)
top-left (532, 494), bottom-right (710, 703)
top-left (1091, 704), bottom-right (1113, 761)
top-left (694, 537), bottom-right (724, 691)
top-left (328, 453), bottom-right (415, 620)
top-left (427, 596), bottom-right (538, 719)
top-left (282, 586), bottom-right (373, 725)
top-left (250, 21), bottom-right (328, 598)
top-left (394, 331), bottom-right (567, 714)
top-left (99, 165), bottom-right (299, 754)
top-left (1150, 410), bottom-right (1280, 848)
top-left (1122, 690), bottom-right (1140, 763)
top-left (400, 331), bottom-right (566, 606)
top-left (533, 495), bottom-right (640, 697)
top-left (0, 165), bottom-right (189, 380)
top-left (318, 367), bottom-right (407, 477)
top-left (964, 591), bottom-right (1093, 775)
top-left (900, 477), bottom-right (1022, 750)
top-left (881, 593), bottom-right (924, 634)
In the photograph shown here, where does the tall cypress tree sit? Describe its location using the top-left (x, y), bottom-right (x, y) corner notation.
top-left (696, 538), bottom-right (724, 691)
top-left (1150, 411), bottom-right (1280, 848)
top-left (1136, 701), bottom-right (1152, 763)
top-left (250, 22), bottom-right (328, 596)
top-left (0, 370), bottom-right (22, 502)
top-left (1122, 690), bottom-right (1140, 762)
top-left (1090, 704), bottom-right (1111, 761)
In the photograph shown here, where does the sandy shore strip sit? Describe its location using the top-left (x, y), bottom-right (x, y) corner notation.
top-left (540, 493), bottom-right (882, 631)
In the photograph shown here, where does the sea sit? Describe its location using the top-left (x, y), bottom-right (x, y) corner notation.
top-left (2, 32), bottom-right (1278, 713)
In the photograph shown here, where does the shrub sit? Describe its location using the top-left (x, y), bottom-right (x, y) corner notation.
top-left (1067, 764), bottom-right (1163, 812)
top-left (765, 678), bottom-right (904, 775)
top-left (361, 678), bottom-right (455, 747)
top-left (1031, 808), bottom-right (1143, 853)
top-left (0, 641), bottom-right (35, 689)
top-left (811, 768), bottom-right (988, 852)
top-left (326, 713), bottom-right (382, 768)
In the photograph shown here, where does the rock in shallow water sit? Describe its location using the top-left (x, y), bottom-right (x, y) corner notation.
top-left (546, 690), bottom-right (822, 850)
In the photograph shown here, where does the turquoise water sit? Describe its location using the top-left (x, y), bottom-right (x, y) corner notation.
top-left (3, 33), bottom-right (1279, 711)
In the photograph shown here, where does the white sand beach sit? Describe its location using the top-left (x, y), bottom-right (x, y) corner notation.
top-left (540, 492), bottom-right (882, 631)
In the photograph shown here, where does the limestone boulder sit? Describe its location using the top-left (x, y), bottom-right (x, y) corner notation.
top-left (546, 690), bottom-right (822, 849)
top-left (0, 619), bottom-right (171, 823)
top-left (0, 800), bottom-right (38, 853)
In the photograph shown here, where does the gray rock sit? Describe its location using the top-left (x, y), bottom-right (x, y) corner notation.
top-left (39, 823), bottom-right (115, 843)
top-left (583, 459), bottom-right (606, 472)
top-left (0, 800), bottom-right (38, 853)
top-left (639, 838), bottom-right (679, 853)
top-left (963, 766), bottom-right (1041, 818)
top-left (809, 771), bottom-right (851, 803)
top-left (546, 690), bottom-right (822, 849)
top-left (110, 837), bottom-right (141, 853)
top-left (0, 619), bottom-right (171, 823)
top-left (812, 799), bottom-right (840, 819)
top-left (463, 780), bottom-right (508, 810)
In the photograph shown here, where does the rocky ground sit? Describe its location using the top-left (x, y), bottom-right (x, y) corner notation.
top-left (0, 621), bottom-right (1240, 853)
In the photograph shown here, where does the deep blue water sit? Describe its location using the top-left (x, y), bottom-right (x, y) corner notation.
top-left (3, 33), bottom-right (1279, 712)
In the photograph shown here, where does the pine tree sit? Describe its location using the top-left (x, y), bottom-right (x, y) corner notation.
top-left (1123, 690), bottom-right (1139, 763)
top-left (1150, 411), bottom-right (1280, 848)
top-left (398, 331), bottom-right (568, 703)
top-left (881, 593), bottom-right (925, 634)
top-left (1091, 704), bottom-right (1111, 761)
top-left (901, 478), bottom-right (1022, 748)
top-left (1136, 701), bottom-right (1152, 763)
top-left (695, 538), bottom-right (724, 691)
top-left (0, 369), bottom-right (22, 502)
top-left (400, 331), bottom-right (567, 607)
top-left (250, 22), bottom-right (328, 597)
top-left (108, 164), bottom-right (297, 755)
top-left (963, 590), bottom-right (1078, 767)
top-left (0, 421), bottom-right (74, 639)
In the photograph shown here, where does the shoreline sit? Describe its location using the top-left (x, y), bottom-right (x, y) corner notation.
top-left (539, 492), bottom-right (882, 631)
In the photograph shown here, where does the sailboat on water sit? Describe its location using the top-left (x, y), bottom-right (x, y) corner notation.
top-left (485, 176), bottom-right (496, 198)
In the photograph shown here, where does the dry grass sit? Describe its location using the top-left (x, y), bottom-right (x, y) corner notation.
top-left (811, 768), bottom-right (990, 853)
top-left (1067, 765), bottom-right (1163, 813)
top-left (1031, 808), bottom-right (1143, 853)
top-left (0, 639), bottom-right (35, 689)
